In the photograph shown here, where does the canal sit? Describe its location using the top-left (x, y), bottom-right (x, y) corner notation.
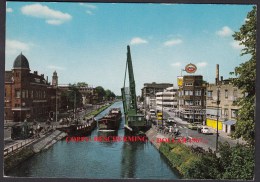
top-left (6, 101), bottom-right (180, 179)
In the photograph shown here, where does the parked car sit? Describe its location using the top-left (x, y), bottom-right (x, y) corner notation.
top-left (188, 122), bottom-right (202, 130)
top-left (188, 123), bottom-right (198, 130)
top-left (167, 117), bottom-right (175, 123)
top-left (201, 126), bottom-right (212, 134)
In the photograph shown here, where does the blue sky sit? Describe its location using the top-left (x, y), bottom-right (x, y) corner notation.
top-left (5, 2), bottom-right (253, 95)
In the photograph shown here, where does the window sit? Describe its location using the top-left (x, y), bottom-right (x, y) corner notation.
top-left (233, 89), bottom-right (237, 101)
top-left (184, 100), bottom-right (193, 106)
top-left (225, 90), bottom-right (228, 98)
top-left (224, 108), bottom-right (228, 118)
top-left (189, 90), bottom-right (193, 96)
top-left (195, 90), bottom-right (201, 96)
top-left (31, 90), bottom-right (34, 98)
top-left (185, 90), bottom-right (189, 95)
top-left (207, 91), bottom-right (213, 98)
top-left (185, 83), bottom-right (193, 86)
top-left (22, 90), bottom-right (26, 98)
top-left (195, 100), bottom-right (201, 105)
top-left (15, 90), bottom-right (21, 98)
top-left (231, 109), bottom-right (237, 118)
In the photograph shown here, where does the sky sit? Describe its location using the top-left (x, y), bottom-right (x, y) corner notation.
top-left (5, 2), bottom-right (254, 95)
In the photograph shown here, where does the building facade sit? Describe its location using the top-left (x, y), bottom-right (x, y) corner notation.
top-left (4, 53), bottom-right (59, 123)
top-left (177, 75), bottom-right (206, 123)
top-left (141, 82), bottom-right (173, 110)
top-left (155, 87), bottom-right (178, 112)
top-left (206, 78), bottom-right (243, 134)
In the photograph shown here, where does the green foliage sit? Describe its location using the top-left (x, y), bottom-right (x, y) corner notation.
top-left (76, 82), bottom-right (88, 87)
top-left (67, 85), bottom-right (83, 108)
top-left (220, 142), bottom-right (254, 180)
top-left (95, 86), bottom-right (106, 102)
top-left (159, 142), bottom-right (254, 180)
top-left (105, 89), bottom-right (116, 100)
top-left (231, 6), bottom-right (256, 146)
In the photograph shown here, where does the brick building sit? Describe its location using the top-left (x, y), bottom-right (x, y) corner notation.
top-left (4, 53), bottom-right (59, 123)
top-left (177, 75), bottom-right (206, 123)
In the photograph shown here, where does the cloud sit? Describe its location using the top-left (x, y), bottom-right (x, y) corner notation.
top-left (7, 8), bottom-right (13, 13)
top-left (130, 37), bottom-right (148, 45)
top-left (216, 26), bottom-right (233, 37)
top-left (171, 62), bottom-right (182, 67)
top-left (21, 3), bottom-right (72, 25)
top-left (6, 39), bottom-right (30, 56)
top-left (79, 3), bottom-right (97, 9)
top-left (230, 41), bottom-right (245, 50)
top-left (47, 65), bottom-right (66, 70)
top-left (86, 10), bottom-right (93, 15)
top-left (164, 39), bottom-right (183, 47)
top-left (196, 62), bottom-right (208, 67)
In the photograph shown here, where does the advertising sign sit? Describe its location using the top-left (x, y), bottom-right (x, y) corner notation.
top-left (185, 63), bottom-right (197, 73)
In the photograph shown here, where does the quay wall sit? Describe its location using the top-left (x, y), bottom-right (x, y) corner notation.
top-left (4, 130), bottom-right (67, 173)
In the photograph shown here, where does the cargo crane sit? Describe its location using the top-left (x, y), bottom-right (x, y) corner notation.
top-left (121, 45), bottom-right (147, 134)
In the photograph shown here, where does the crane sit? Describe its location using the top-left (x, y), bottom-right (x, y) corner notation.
top-left (121, 45), bottom-right (147, 134)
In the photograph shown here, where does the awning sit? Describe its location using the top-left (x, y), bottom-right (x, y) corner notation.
top-left (223, 120), bottom-right (236, 126)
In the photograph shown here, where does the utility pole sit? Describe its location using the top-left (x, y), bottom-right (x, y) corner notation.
top-left (74, 91), bottom-right (76, 121)
top-left (55, 86), bottom-right (58, 123)
top-left (216, 86), bottom-right (220, 152)
top-left (162, 91), bottom-right (164, 126)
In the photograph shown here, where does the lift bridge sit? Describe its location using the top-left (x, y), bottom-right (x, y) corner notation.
top-left (121, 46), bottom-right (147, 134)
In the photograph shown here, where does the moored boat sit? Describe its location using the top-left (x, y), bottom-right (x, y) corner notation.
top-left (98, 108), bottom-right (122, 131)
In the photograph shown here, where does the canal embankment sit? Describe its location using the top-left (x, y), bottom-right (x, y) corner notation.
top-left (4, 130), bottom-right (67, 173)
top-left (145, 126), bottom-right (206, 178)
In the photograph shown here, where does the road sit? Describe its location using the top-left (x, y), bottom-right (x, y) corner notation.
top-left (157, 110), bottom-right (245, 151)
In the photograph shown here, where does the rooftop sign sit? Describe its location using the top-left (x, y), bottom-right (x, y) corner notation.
top-left (185, 63), bottom-right (197, 74)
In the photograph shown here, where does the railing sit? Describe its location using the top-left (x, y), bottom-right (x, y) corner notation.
top-left (4, 139), bottom-right (35, 157)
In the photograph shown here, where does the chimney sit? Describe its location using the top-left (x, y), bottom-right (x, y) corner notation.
top-left (221, 76), bottom-right (223, 82)
top-left (216, 64), bottom-right (219, 85)
top-left (34, 71), bottom-right (38, 75)
top-left (46, 76), bottom-right (48, 83)
top-left (41, 74), bottom-right (44, 78)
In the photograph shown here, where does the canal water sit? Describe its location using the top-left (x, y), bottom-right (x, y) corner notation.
top-left (6, 101), bottom-right (180, 179)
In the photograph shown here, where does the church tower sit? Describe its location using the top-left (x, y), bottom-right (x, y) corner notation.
top-left (52, 70), bottom-right (58, 86)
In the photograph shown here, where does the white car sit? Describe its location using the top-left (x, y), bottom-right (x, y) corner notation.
top-left (167, 117), bottom-right (175, 123)
top-left (201, 126), bottom-right (211, 134)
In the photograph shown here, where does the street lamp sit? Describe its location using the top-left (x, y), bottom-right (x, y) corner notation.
top-left (216, 86), bottom-right (221, 152)
top-left (55, 86), bottom-right (58, 123)
top-left (68, 90), bottom-right (77, 121)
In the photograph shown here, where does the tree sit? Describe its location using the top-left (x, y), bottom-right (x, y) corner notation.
top-left (77, 82), bottom-right (88, 87)
top-left (67, 85), bottom-right (83, 109)
top-left (219, 142), bottom-right (254, 180)
top-left (105, 89), bottom-right (116, 100)
top-left (95, 86), bottom-right (106, 102)
top-left (231, 6), bottom-right (256, 146)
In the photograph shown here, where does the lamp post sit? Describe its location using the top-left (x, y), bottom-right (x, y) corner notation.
top-left (55, 86), bottom-right (58, 123)
top-left (68, 90), bottom-right (76, 121)
top-left (162, 92), bottom-right (164, 126)
top-left (216, 86), bottom-right (220, 152)
top-left (74, 91), bottom-right (76, 121)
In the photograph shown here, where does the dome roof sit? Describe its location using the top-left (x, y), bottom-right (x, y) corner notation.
top-left (13, 53), bottom-right (30, 69)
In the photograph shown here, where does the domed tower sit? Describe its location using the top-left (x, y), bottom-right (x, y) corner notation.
top-left (12, 53), bottom-right (30, 84)
top-left (52, 70), bottom-right (58, 87)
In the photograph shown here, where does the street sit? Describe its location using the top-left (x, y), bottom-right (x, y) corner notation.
top-left (155, 110), bottom-right (245, 152)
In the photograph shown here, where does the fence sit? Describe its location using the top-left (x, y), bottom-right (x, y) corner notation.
top-left (4, 139), bottom-right (35, 157)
